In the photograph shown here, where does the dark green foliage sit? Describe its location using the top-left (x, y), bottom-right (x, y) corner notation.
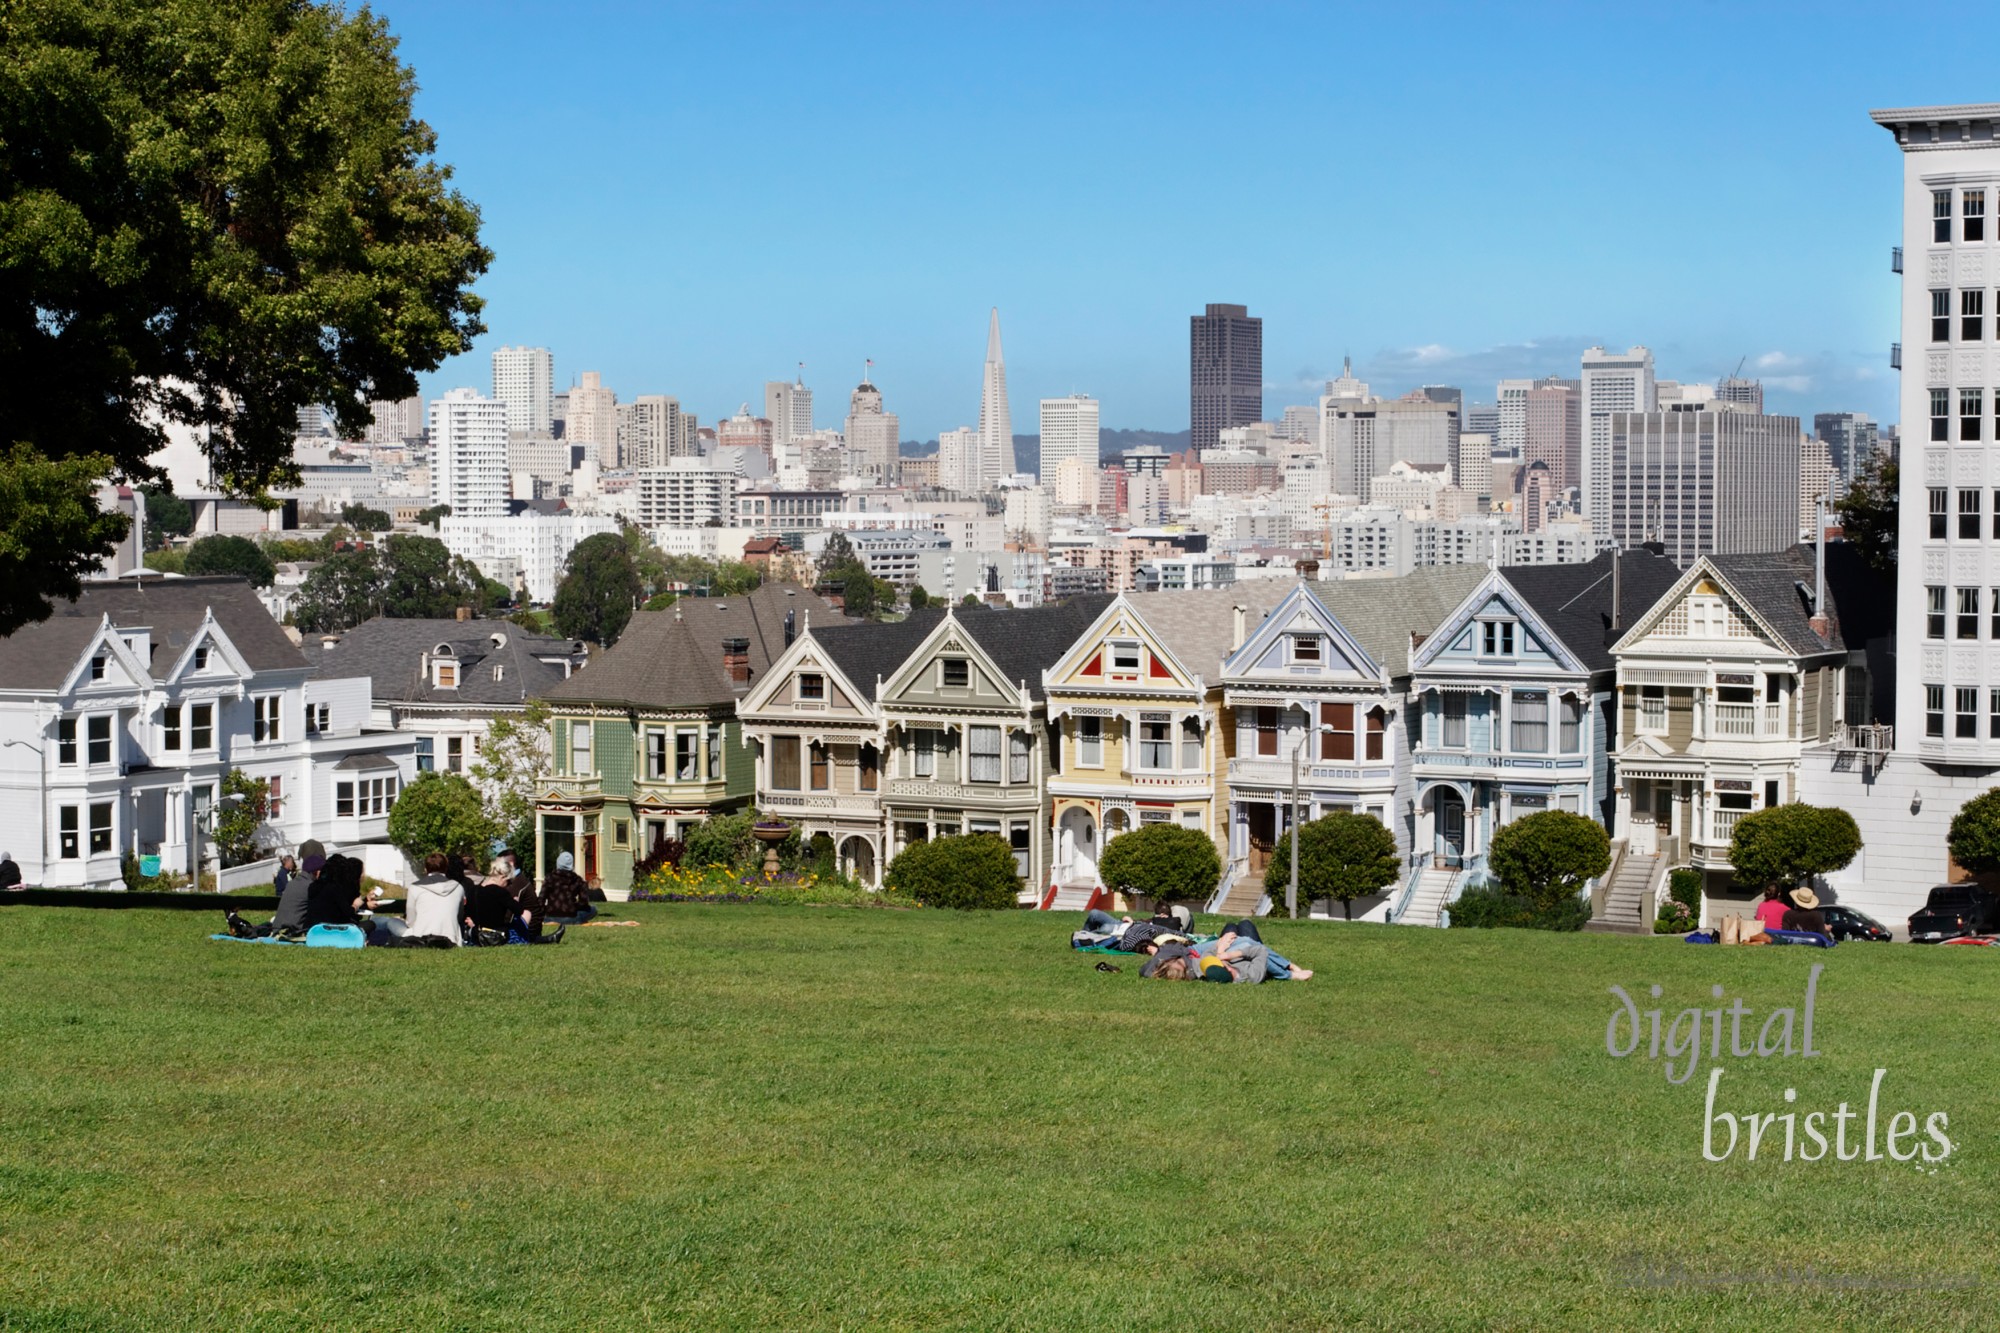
top-left (1098, 823), bottom-right (1222, 905)
top-left (1948, 788), bottom-right (2000, 875)
top-left (0, 0), bottom-right (488, 633)
top-left (1728, 803), bottom-right (1861, 892)
top-left (142, 488), bottom-right (193, 547)
top-left (504, 815), bottom-right (538, 882)
top-left (684, 811), bottom-right (758, 871)
top-left (212, 769), bottom-right (270, 866)
top-left (883, 834), bottom-right (1021, 910)
top-left (292, 535), bottom-right (489, 632)
top-left (1447, 883), bottom-right (1592, 932)
top-left (1668, 868), bottom-right (1702, 913)
top-left (183, 535), bottom-right (276, 588)
top-left (384, 771), bottom-right (495, 862)
top-left (340, 503), bottom-right (394, 532)
top-left (1486, 811), bottom-right (1610, 912)
top-left (1262, 811), bottom-right (1401, 918)
top-left (552, 532), bottom-right (642, 646)
top-left (815, 532), bottom-right (895, 620)
top-left (908, 585), bottom-right (931, 609)
top-left (294, 549), bottom-right (383, 633)
top-left (1834, 455), bottom-right (1897, 575)
top-left (413, 504), bottom-right (451, 528)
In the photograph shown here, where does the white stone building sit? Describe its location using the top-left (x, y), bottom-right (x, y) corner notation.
top-left (429, 388), bottom-right (509, 518)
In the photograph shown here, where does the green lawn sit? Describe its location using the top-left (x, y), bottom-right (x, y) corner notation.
top-left (0, 906), bottom-right (1992, 1331)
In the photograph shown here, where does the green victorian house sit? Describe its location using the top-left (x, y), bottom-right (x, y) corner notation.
top-left (533, 583), bottom-right (847, 895)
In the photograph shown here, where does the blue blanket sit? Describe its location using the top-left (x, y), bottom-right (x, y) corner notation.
top-left (1683, 928), bottom-right (1834, 948)
top-left (209, 924), bottom-right (368, 949)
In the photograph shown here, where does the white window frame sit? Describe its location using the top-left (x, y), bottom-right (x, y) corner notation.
top-left (1077, 716), bottom-right (1103, 768)
top-left (569, 720), bottom-right (593, 775)
top-left (1639, 685), bottom-right (1667, 735)
top-left (968, 726), bottom-right (1002, 784)
top-left (1109, 641), bottom-right (1142, 674)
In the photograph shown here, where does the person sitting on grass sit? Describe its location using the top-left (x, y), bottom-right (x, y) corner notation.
top-left (224, 839), bottom-right (322, 939)
top-left (1140, 919), bottom-right (1312, 984)
top-left (306, 854), bottom-right (379, 929)
top-left (0, 850), bottom-right (22, 891)
top-left (537, 851), bottom-right (596, 925)
top-left (367, 853), bottom-right (465, 947)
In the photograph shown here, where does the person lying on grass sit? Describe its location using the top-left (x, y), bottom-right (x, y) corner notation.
top-left (1079, 906), bottom-right (1193, 953)
top-left (1139, 919), bottom-right (1313, 984)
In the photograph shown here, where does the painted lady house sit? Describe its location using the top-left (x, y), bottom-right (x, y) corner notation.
top-left (1215, 565), bottom-right (1483, 919)
top-left (1406, 548), bottom-right (1679, 927)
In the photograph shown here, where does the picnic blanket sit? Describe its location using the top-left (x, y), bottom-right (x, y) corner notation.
top-left (1684, 928), bottom-right (1834, 948)
top-left (209, 924), bottom-right (368, 949)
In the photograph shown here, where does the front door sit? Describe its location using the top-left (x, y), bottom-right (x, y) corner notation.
top-left (1247, 803), bottom-right (1277, 873)
top-left (1629, 782), bottom-right (1658, 856)
top-left (1436, 792), bottom-right (1465, 866)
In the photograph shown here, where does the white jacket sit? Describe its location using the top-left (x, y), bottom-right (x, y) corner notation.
top-left (404, 874), bottom-right (465, 945)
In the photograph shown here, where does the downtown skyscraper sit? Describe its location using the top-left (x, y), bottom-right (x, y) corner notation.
top-left (976, 308), bottom-right (1011, 487)
top-left (492, 345), bottom-right (553, 434)
top-left (1190, 302), bottom-right (1262, 454)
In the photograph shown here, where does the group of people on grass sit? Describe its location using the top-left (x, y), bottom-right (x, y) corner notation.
top-left (226, 838), bottom-right (600, 947)
top-left (1075, 907), bottom-right (1314, 984)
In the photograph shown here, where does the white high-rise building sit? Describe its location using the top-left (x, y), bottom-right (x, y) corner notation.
top-left (428, 388), bottom-right (508, 518)
top-left (765, 374), bottom-right (813, 449)
top-left (619, 395), bottom-right (684, 469)
top-left (492, 346), bottom-right (554, 434)
top-left (937, 427), bottom-right (980, 493)
top-left (1580, 346), bottom-right (1656, 523)
top-left (1496, 378), bottom-right (1532, 458)
top-left (1038, 394), bottom-right (1100, 483)
top-left (976, 308), bottom-right (1012, 489)
top-left (566, 371), bottom-right (620, 468)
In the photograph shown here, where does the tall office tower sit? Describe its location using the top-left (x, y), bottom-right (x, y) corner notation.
top-left (765, 373), bottom-right (813, 448)
top-left (976, 308), bottom-right (1012, 488)
top-left (1717, 376), bottom-right (1765, 413)
top-left (1464, 402), bottom-right (1500, 437)
top-left (1038, 394), bottom-right (1101, 483)
top-left (844, 371), bottom-right (899, 483)
top-left (1520, 460), bottom-right (1555, 533)
top-left (1800, 435), bottom-right (1836, 539)
top-left (1814, 411), bottom-right (1880, 486)
top-left (1417, 385), bottom-right (1463, 408)
top-left (1454, 431), bottom-right (1494, 506)
top-left (1323, 356), bottom-right (1369, 403)
top-left (492, 346), bottom-right (554, 433)
top-left (566, 371), bottom-right (620, 467)
top-left (1581, 346), bottom-right (1657, 523)
top-left (1279, 404), bottom-right (1322, 446)
top-left (1321, 397), bottom-right (1459, 499)
top-left (1496, 378), bottom-right (1532, 457)
top-left (1189, 302), bottom-right (1262, 453)
top-left (620, 395), bottom-right (683, 469)
top-left (1602, 408), bottom-right (1800, 565)
top-left (937, 427), bottom-right (979, 493)
top-left (363, 395), bottom-right (424, 445)
top-left (1523, 378), bottom-right (1582, 492)
top-left (1873, 103), bottom-right (2000, 765)
top-left (428, 388), bottom-right (509, 518)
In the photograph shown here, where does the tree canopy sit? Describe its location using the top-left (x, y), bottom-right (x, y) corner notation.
top-left (1833, 455), bottom-right (1897, 576)
top-left (385, 771), bottom-right (496, 863)
top-left (1728, 803), bottom-right (1861, 892)
top-left (553, 532), bottom-right (642, 646)
top-left (183, 535), bottom-right (276, 588)
top-left (340, 503), bottom-right (395, 533)
top-left (292, 534), bottom-right (490, 633)
top-left (0, 0), bottom-right (489, 633)
top-left (141, 489), bottom-right (193, 548)
top-left (1487, 811), bottom-right (1610, 912)
top-left (1947, 788), bottom-right (2000, 876)
top-left (1097, 823), bottom-right (1223, 905)
top-left (1262, 810), bottom-right (1401, 918)
top-left (815, 533), bottom-right (896, 620)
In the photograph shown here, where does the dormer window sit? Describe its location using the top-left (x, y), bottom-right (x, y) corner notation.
top-left (493, 665), bottom-right (504, 683)
top-left (436, 662), bottom-right (457, 689)
top-left (1110, 642), bottom-right (1142, 674)
top-left (1481, 621), bottom-right (1515, 656)
top-left (941, 658), bottom-right (969, 688)
top-left (193, 646), bottom-right (209, 671)
top-left (1291, 634), bottom-right (1322, 664)
top-left (798, 672), bottom-right (825, 701)
top-left (89, 655), bottom-right (106, 681)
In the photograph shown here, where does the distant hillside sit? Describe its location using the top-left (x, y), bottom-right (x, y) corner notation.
top-left (902, 428), bottom-right (1191, 477)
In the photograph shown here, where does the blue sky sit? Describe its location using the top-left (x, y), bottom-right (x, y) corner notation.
top-left (392, 2), bottom-right (2000, 437)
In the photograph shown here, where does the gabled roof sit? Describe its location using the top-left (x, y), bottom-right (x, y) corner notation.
top-left (1120, 582), bottom-right (1294, 683)
top-left (541, 583), bottom-right (849, 710)
top-left (1501, 547), bottom-right (1682, 674)
top-left (1221, 582), bottom-right (1385, 682)
top-left (950, 595), bottom-right (1116, 702)
top-left (809, 612), bottom-right (947, 703)
top-left (309, 617), bottom-right (583, 706)
top-left (1309, 567), bottom-right (1488, 677)
top-left (0, 576), bottom-right (307, 690)
top-left (1613, 545), bottom-right (1866, 660)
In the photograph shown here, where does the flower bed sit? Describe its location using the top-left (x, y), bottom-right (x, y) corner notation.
top-left (629, 862), bottom-right (908, 908)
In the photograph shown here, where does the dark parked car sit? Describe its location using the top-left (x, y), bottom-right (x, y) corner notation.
top-left (1908, 884), bottom-right (2000, 943)
top-left (1820, 904), bottom-right (1892, 942)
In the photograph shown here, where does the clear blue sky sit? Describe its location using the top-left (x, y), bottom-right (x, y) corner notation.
top-left (391, 1), bottom-right (1999, 437)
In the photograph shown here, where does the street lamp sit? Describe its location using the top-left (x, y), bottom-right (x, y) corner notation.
top-left (1287, 721), bottom-right (1336, 919)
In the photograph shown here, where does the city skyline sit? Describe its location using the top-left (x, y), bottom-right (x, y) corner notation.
top-left (381, 3), bottom-right (2000, 436)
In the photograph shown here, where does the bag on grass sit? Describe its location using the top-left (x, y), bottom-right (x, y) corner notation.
top-left (305, 924), bottom-right (367, 949)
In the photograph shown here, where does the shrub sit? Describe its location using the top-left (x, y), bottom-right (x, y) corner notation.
top-left (1097, 823), bottom-right (1222, 906)
top-left (631, 835), bottom-right (687, 882)
top-left (1654, 898), bottom-right (1696, 935)
top-left (1947, 788), bottom-right (2000, 875)
top-left (1447, 883), bottom-right (1591, 932)
top-left (384, 771), bottom-right (496, 862)
top-left (884, 834), bottom-right (1021, 911)
top-left (1728, 803), bottom-right (1861, 893)
top-left (212, 769), bottom-right (270, 866)
top-left (1668, 868), bottom-right (1702, 913)
top-left (1262, 810), bottom-right (1401, 918)
top-left (683, 811), bottom-right (758, 871)
top-left (1487, 811), bottom-right (1610, 913)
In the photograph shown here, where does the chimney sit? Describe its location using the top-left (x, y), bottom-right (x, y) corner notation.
top-left (722, 636), bottom-right (751, 684)
top-left (1610, 543), bottom-right (1622, 632)
top-left (1296, 556), bottom-right (1320, 582)
top-left (1231, 604), bottom-right (1247, 651)
top-left (455, 605), bottom-right (472, 622)
top-left (821, 580), bottom-right (845, 612)
top-left (320, 634), bottom-right (340, 652)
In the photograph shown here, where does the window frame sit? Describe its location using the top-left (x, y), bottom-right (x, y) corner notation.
top-left (569, 720), bottom-right (593, 775)
top-left (1927, 684), bottom-right (1946, 738)
top-left (57, 717), bottom-right (77, 765)
top-left (1136, 717), bottom-right (1173, 771)
top-left (1559, 694), bottom-right (1583, 754)
top-left (1510, 689), bottom-right (1549, 754)
top-left (59, 806), bottom-right (80, 859)
top-left (796, 672), bottom-right (825, 703)
top-left (1480, 620), bottom-right (1515, 656)
top-left (1291, 634), bottom-right (1322, 664)
top-left (1109, 641), bottom-right (1142, 674)
top-left (809, 741), bottom-right (832, 790)
top-left (191, 703), bottom-right (213, 751)
top-left (771, 735), bottom-right (802, 790)
top-left (1931, 392), bottom-right (1951, 444)
top-left (1929, 585), bottom-right (1947, 639)
top-left (1441, 693), bottom-right (1469, 748)
top-left (1930, 487), bottom-right (1949, 538)
top-left (939, 658), bottom-right (970, 689)
top-left (1958, 686), bottom-right (1980, 739)
top-left (337, 781), bottom-right (355, 817)
top-left (1966, 188), bottom-right (1987, 242)
top-left (1935, 189), bottom-right (1954, 243)
top-left (645, 729), bottom-right (667, 780)
top-left (707, 725), bottom-right (723, 781)
top-left (1076, 716), bottom-right (1102, 768)
top-left (1321, 701), bottom-right (1356, 761)
top-left (446, 735), bottom-right (464, 773)
top-left (1253, 705), bottom-right (1279, 757)
top-left (1639, 684), bottom-right (1667, 734)
top-left (1933, 288), bottom-right (1953, 342)
top-left (86, 714), bottom-right (112, 766)
top-left (416, 735), bottom-right (435, 772)
top-left (1963, 289), bottom-right (1986, 343)
top-left (913, 729), bottom-right (936, 778)
top-left (162, 705), bottom-right (182, 752)
top-left (676, 730), bottom-right (700, 781)
top-left (859, 743), bottom-right (879, 791)
top-left (1011, 730), bottom-right (1033, 784)
top-left (1960, 587), bottom-right (1982, 640)
top-left (967, 726), bottom-right (1002, 783)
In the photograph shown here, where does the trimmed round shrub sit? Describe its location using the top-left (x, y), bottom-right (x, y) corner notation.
top-left (1487, 810), bottom-right (1610, 913)
top-left (1947, 788), bottom-right (2000, 875)
top-left (384, 771), bottom-right (496, 862)
top-left (1446, 883), bottom-right (1591, 932)
top-left (1728, 803), bottom-right (1860, 892)
top-left (1097, 822), bottom-right (1222, 905)
top-left (884, 834), bottom-right (1021, 910)
top-left (1262, 810), bottom-right (1400, 918)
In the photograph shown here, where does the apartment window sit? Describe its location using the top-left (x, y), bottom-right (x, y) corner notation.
top-left (677, 731), bottom-right (699, 781)
top-left (1481, 621), bottom-right (1515, 655)
top-left (1964, 391), bottom-right (1986, 442)
top-left (1010, 822), bottom-right (1031, 879)
top-left (913, 729), bottom-right (935, 778)
top-left (772, 735), bottom-right (802, 789)
top-left (1013, 729), bottom-right (1034, 783)
top-left (1993, 493), bottom-right (2000, 540)
top-left (1931, 390), bottom-right (1951, 443)
top-left (1930, 487), bottom-right (1949, 538)
top-left (1962, 489), bottom-right (1983, 539)
top-left (249, 696), bottom-right (276, 743)
top-left (162, 705), bottom-right (181, 752)
top-left (191, 703), bottom-right (213, 750)
top-left (436, 661), bottom-right (457, 689)
top-left (86, 714), bottom-right (111, 765)
top-left (1253, 705), bottom-right (1279, 757)
top-left (707, 725), bottom-right (722, 780)
top-left (940, 658), bottom-right (970, 688)
top-left (267, 776), bottom-right (283, 819)
top-left (1935, 189), bottom-right (1953, 243)
top-left (1077, 716), bottom-right (1102, 767)
top-left (1110, 642), bottom-right (1141, 673)
top-left (1928, 586), bottom-right (1947, 639)
top-left (1137, 717), bottom-right (1173, 770)
top-left (1365, 708), bottom-right (1385, 761)
top-left (1933, 289), bottom-right (1952, 342)
top-left (446, 736), bottom-right (463, 772)
top-left (1964, 290), bottom-right (1986, 342)
top-left (337, 781), bottom-right (354, 817)
top-left (968, 727), bottom-right (1002, 783)
top-left (797, 672), bottom-right (824, 702)
top-left (569, 721), bottom-right (592, 775)
top-left (1927, 684), bottom-right (1945, 738)
top-left (1959, 686), bottom-right (1980, 739)
top-left (57, 718), bottom-right (77, 764)
top-left (59, 806), bottom-right (80, 858)
top-left (89, 802), bottom-right (112, 855)
top-left (193, 646), bottom-right (210, 671)
top-left (1961, 587), bottom-right (1982, 639)
top-left (1991, 688), bottom-right (2000, 739)
top-left (1967, 189), bottom-right (1987, 242)
top-left (646, 730), bottom-right (667, 780)
top-left (1441, 693), bottom-right (1468, 747)
top-left (307, 703), bottom-right (330, 734)
top-left (809, 742), bottom-right (831, 790)
top-left (612, 819), bottom-right (630, 850)
top-left (1511, 690), bottom-right (1549, 753)
top-left (1291, 634), bottom-right (1322, 664)
top-left (1639, 685), bottom-right (1666, 733)
top-left (89, 654), bottom-right (106, 682)
top-left (1322, 701), bottom-right (1357, 761)
top-left (1560, 695), bottom-right (1583, 753)
top-left (414, 736), bottom-right (434, 772)
top-left (859, 744), bottom-right (879, 791)
top-left (1178, 718), bottom-right (1201, 770)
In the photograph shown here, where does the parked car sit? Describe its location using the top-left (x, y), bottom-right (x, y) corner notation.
top-left (1820, 904), bottom-right (1892, 942)
top-left (1908, 884), bottom-right (2000, 943)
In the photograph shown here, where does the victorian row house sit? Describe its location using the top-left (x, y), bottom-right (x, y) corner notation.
top-left (0, 576), bottom-right (412, 888)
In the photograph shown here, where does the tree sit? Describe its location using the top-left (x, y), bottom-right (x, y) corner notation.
top-left (211, 769), bottom-right (269, 866)
top-left (141, 489), bottom-right (193, 548)
top-left (385, 772), bottom-right (496, 863)
top-left (183, 535), bottom-right (276, 588)
top-left (468, 701), bottom-right (550, 833)
top-left (1098, 823), bottom-right (1223, 906)
top-left (340, 503), bottom-right (394, 532)
top-left (884, 834), bottom-right (1021, 910)
top-left (713, 560), bottom-right (763, 595)
top-left (961, 594), bottom-right (981, 608)
top-left (144, 549), bottom-right (186, 575)
top-left (1487, 810), bottom-right (1610, 913)
top-left (813, 532), bottom-right (894, 620)
top-left (0, 0), bottom-right (488, 634)
top-left (1834, 455), bottom-right (1898, 575)
top-left (294, 548), bottom-right (385, 633)
top-left (1728, 803), bottom-right (1861, 894)
top-left (908, 585), bottom-right (932, 610)
top-left (379, 534), bottom-right (488, 619)
top-left (552, 532), bottom-right (642, 645)
top-left (412, 504), bottom-right (451, 529)
top-left (683, 810), bottom-right (759, 872)
top-left (1948, 788), bottom-right (2000, 875)
top-left (1262, 810), bottom-right (1401, 919)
